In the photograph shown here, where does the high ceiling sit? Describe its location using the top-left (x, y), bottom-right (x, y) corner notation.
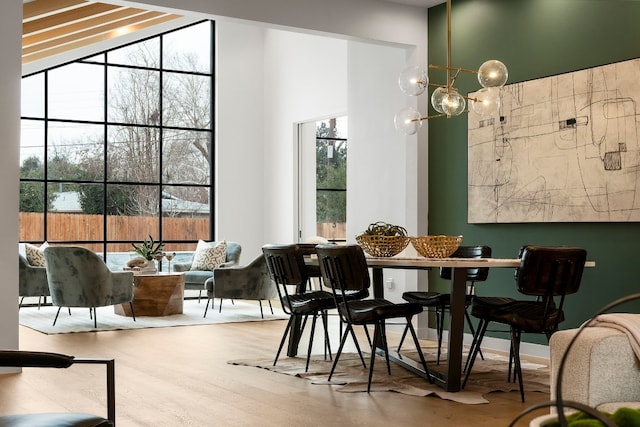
top-left (22, 0), bottom-right (182, 64)
top-left (22, 0), bottom-right (442, 65)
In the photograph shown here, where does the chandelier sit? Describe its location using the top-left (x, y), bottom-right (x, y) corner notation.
top-left (394, 0), bottom-right (508, 135)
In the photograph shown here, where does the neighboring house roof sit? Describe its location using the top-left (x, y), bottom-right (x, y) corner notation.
top-left (51, 191), bottom-right (82, 213)
top-left (51, 191), bottom-right (209, 214)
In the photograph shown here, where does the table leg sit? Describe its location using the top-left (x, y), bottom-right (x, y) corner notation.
top-left (443, 267), bottom-right (467, 392)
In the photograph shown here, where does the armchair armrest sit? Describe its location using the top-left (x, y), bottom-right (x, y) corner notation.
top-left (172, 262), bottom-right (192, 272)
top-left (0, 350), bottom-right (116, 424)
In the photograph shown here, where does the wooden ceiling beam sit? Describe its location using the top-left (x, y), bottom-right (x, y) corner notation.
top-left (23, 0), bottom-right (88, 22)
top-left (23, 8), bottom-right (151, 48)
top-left (23, 11), bottom-right (175, 55)
top-left (22, 14), bottom-right (181, 64)
top-left (24, 3), bottom-right (125, 36)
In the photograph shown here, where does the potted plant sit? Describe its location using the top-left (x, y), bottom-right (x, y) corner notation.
top-left (129, 236), bottom-right (165, 270)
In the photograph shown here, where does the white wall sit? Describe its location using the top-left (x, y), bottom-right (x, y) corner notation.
top-left (261, 29), bottom-right (348, 251)
top-left (0, 0), bottom-right (25, 364)
top-left (215, 21), bottom-right (267, 262)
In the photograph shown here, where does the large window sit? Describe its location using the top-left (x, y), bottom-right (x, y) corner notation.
top-left (19, 21), bottom-right (215, 260)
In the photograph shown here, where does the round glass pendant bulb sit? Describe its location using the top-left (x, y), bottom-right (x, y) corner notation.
top-left (398, 66), bottom-right (428, 96)
top-left (441, 90), bottom-right (466, 116)
top-left (478, 60), bottom-right (508, 88)
top-left (471, 87), bottom-right (501, 116)
top-left (394, 107), bottom-right (423, 135)
top-left (430, 86), bottom-right (449, 114)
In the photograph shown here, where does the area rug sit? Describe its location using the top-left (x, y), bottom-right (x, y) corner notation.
top-left (229, 344), bottom-right (550, 404)
top-left (19, 299), bottom-right (287, 334)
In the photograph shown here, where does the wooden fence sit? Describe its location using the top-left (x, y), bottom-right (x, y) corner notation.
top-left (19, 212), bottom-right (346, 250)
top-left (19, 212), bottom-right (209, 252)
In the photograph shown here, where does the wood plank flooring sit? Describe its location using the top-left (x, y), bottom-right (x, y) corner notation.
top-left (1, 307), bottom-right (551, 426)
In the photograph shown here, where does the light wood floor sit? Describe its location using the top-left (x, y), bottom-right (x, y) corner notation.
top-left (1, 307), bottom-right (551, 426)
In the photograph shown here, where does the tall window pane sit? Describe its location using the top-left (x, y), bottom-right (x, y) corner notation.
top-left (162, 72), bottom-right (210, 128)
top-left (107, 67), bottom-right (160, 125)
top-left (47, 122), bottom-right (104, 181)
top-left (48, 63), bottom-right (104, 121)
top-left (163, 21), bottom-right (211, 73)
top-left (21, 74), bottom-right (44, 118)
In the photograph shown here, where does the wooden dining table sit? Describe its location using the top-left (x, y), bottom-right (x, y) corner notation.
top-left (297, 255), bottom-right (595, 393)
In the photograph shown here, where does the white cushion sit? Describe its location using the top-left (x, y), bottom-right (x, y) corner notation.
top-left (190, 240), bottom-right (227, 271)
top-left (24, 242), bottom-right (48, 267)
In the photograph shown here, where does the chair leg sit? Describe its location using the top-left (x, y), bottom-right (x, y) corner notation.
top-left (406, 316), bottom-right (432, 383)
top-left (396, 323), bottom-right (410, 353)
top-left (218, 299), bottom-right (223, 313)
top-left (305, 314), bottom-right (318, 372)
top-left (368, 323), bottom-right (381, 392)
top-left (268, 300), bottom-right (274, 315)
top-left (258, 300), bottom-right (264, 319)
top-left (464, 310), bottom-right (484, 360)
top-left (327, 323), bottom-right (360, 381)
top-left (18, 296), bottom-right (24, 309)
top-left (462, 319), bottom-right (488, 388)
top-left (436, 305), bottom-right (445, 365)
top-left (52, 306), bottom-right (62, 326)
top-left (379, 320), bottom-right (392, 375)
top-left (274, 317), bottom-right (294, 366)
top-left (510, 327), bottom-right (525, 402)
top-left (93, 307), bottom-right (97, 328)
top-left (203, 298), bottom-right (211, 318)
top-left (321, 310), bottom-right (332, 361)
top-left (129, 302), bottom-right (136, 321)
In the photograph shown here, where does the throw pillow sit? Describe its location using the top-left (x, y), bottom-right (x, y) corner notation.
top-left (190, 240), bottom-right (227, 271)
top-left (25, 242), bottom-right (49, 267)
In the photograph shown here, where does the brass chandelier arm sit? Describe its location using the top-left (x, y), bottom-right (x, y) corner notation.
top-left (411, 113), bottom-right (448, 122)
top-left (428, 63), bottom-right (481, 76)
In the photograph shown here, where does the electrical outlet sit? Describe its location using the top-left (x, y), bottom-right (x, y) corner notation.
top-left (385, 278), bottom-right (394, 289)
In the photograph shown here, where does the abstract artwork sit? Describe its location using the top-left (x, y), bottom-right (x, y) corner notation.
top-left (467, 58), bottom-right (640, 223)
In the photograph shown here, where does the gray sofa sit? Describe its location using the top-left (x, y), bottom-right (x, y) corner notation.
top-left (173, 241), bottom-right (242, 297)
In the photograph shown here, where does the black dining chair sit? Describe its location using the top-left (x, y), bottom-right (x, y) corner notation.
top-left (397, 245), bottom-right (492, 365)
top-left (462, 245), bottom-right (587, 402)
top-left (0, 349), bottom-right (115, 426)
top-left (316, 244), bottom-right (431, 392)
top-left (262, 244), bottom-right (336, 372)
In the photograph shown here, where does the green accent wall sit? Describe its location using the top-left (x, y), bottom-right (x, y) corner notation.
top-left (427, 0), bottom-right (640, 344)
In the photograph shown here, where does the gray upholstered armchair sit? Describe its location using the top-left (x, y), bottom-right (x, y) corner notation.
top-left (18, 253), bottom-right (49, 309)
top-left (203, 254), bottom-right (278, 318)
top-left (43, 246), bottom-right (135, 327)
top-left (173, 241), bottom-right (241, 299)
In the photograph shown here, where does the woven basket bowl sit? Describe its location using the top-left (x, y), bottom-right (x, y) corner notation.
top-left (355, 234), bottom-right (411, 257)
top-left (411, 235), bottom-right (463, 258)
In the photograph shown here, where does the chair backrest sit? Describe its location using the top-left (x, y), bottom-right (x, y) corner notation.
top-left (515, 245), bottom-right (587, 298)
top-left (316, 244), bottom-right (370, 304)
top-left (439, 245), bottom-right (492, 282)
top-left (224, 241), bottom-right (242, 265)
top-left (44, 246), bottom-right (133, 307)
top-left (262, 244), bottom-right (309, 312)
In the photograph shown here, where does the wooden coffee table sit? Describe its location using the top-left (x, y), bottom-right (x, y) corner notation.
top-left (114, 272), bottom-right (185, 317)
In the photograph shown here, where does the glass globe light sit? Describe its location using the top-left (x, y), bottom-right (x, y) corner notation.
top-left (430, 86), bottom-right (449, 114)
top-left (398, 66), bottom-right (428, 96)
top-left (394, 107), bottom-right (423, 135)
top-left (478, 60), bottom-right (508, 88)
top-left (441, 89), bottom-right (466, 116)
top-left (471, 87), bottom-right (501, 116)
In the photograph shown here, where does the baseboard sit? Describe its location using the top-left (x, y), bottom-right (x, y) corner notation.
top-left (413, 326), bottom-right (550, 361)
